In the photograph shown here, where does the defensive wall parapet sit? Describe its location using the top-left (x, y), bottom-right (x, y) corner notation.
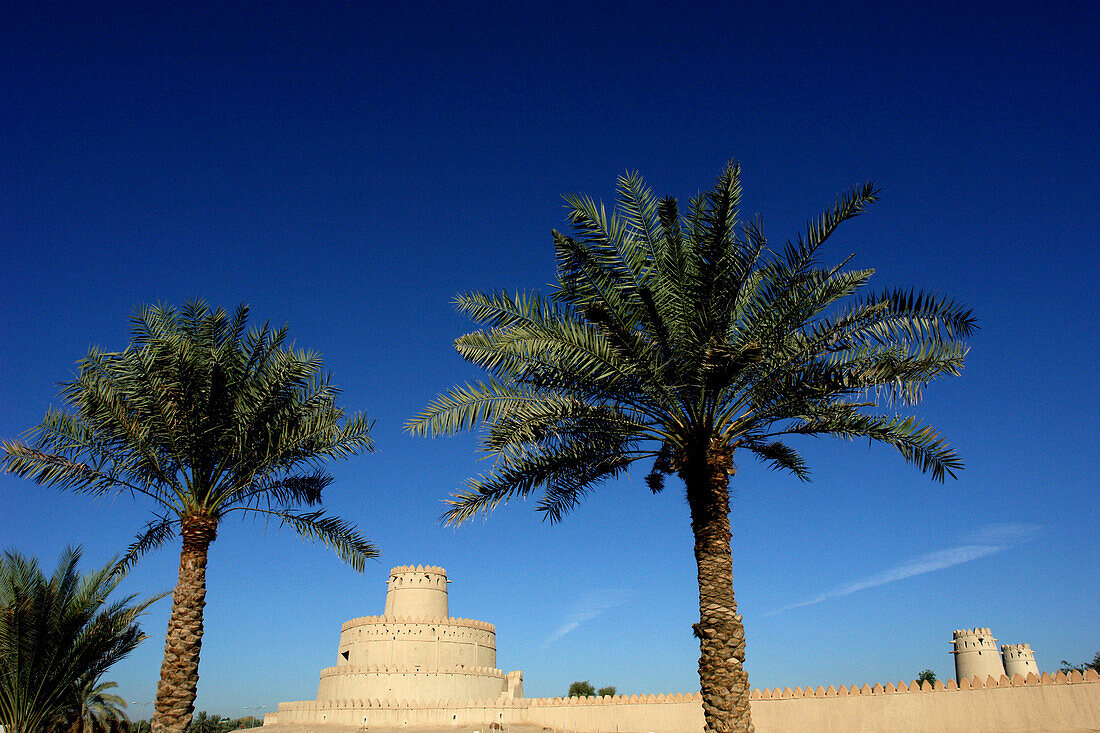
top-left (340, 615), bottom-right (494, 632)
top-left (271, 669), bottom-right (1100, 732)
top-left (317, 665), bottom-right (510, 704)
top-left (388, 564), bottom-right (447, 575)
top-left (320, 664), bottom-right (505, 677)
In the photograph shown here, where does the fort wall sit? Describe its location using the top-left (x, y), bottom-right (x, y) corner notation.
top-left (317, 665), bottom-right (508, 701)
top-left (335, 616), bottom-right (496, 671)
top-left (271, 669), bottom-right (1100, 732)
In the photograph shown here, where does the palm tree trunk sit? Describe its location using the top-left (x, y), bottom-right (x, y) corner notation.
top-left (684, 447), bottom-right (754, 733)
top-left (152, 516), bottom-right (217, 733)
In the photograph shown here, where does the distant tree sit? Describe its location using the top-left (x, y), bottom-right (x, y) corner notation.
top-left (1059, 652), bottom-right (1100, 674)
top-left (596, 686), bottom-right (616, 698)
top-left (1, 302), bottom-right (377, 733)
top-left (185, 712), bottom-right (217, 733)
top-left (916, 669), bottom-right (937, 686)
top-left (129, 721), bottom-right (151, 733)
top-left (0, 547), bottom-right (160, 733)
top-left (567, 681), bottom-right (596, 697)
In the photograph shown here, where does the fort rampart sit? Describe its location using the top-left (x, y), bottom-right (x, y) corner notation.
top-left (269, 670), bottom-right (1100, 732)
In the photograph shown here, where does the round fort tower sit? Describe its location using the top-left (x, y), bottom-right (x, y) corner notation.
top-left (315, 565), bottom-right (523, 703)
top-left (383, 564), bottom-right (449, 618)
top-left (1002, 643), bottom-right (1039, 678)
top-left (952, 627), bottom-right (1006, 682)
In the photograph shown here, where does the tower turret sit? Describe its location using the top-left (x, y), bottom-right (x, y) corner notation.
top-left (1002, 643), bottom-right (1039, 678)
top-left (951, 627), bottom-right (1006, 682)
top-left (383, 564), bottom-right (449, 618)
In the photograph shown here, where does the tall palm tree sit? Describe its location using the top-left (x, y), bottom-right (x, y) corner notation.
top-left (0, 548), bottom-right (159, 733)
top-left (2, 302), bottom-right (377, 733)
top-left (407, 163), bottom-right (975, 733)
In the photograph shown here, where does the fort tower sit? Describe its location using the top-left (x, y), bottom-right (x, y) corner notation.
top-left (383, 564), bottom-right (449, 618)
top-left (314, 565), bottom-right (523, 703)
top-left (952, 628), bottom-right (1006, 681)
top-left (1002, 643), bottom-right (1040, 678)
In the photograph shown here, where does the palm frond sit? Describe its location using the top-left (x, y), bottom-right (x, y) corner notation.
top-left (246, 509), bottom-right (379, 572)
top-left (115, 517), bottom-right (177, 575)
top-left (746, 441), bottom-right (810, 480)
top-left (779, 412), bottom-right (962, 481)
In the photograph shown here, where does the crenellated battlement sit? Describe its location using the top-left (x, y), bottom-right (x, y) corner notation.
top-left (388, 564), bottom-right (448, 575)
top-left (953, 627), bottom-right (994, 637)
top-left (342, 614), bottom-right (495, 632)
top-left (320, 664), bottom-right (506, 678)
top-left (1001, 643), bottom-right (1035, 658)
top-left (280, 667), bottom-right (1100, 714)
top-left (951, 628), bottom-right (998, 646)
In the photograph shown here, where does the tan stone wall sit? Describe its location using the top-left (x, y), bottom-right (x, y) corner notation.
top-left (270, 670), bottom-right (1100, 733)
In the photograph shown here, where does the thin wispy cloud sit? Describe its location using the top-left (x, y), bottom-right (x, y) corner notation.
top-left (542, 588), bottom-right (632, 647)
top-left (767, 523), bottom-right (1041, 616)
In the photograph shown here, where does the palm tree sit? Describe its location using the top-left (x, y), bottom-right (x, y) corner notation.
top-left (0, 548), bottom-right (159, 733)
top-left (185, 711), bottom-right (218, 733)
top-left (70, 679), bottom-right (129, 733)
top-left (2, 302), bottom-right (377, 733)
top-left (407, 163), bottom-right (975, 733)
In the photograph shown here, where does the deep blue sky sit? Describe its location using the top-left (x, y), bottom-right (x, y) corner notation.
top-left (2, 0), bottom-right (1098, 719)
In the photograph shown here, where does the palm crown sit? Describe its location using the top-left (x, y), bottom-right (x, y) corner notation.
top-left (2, 301), bottom-right (376, 569)
top-left (410, 163), bottom-right (975, 521)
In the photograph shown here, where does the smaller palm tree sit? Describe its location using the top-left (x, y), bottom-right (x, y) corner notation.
top-left (185, 712), bottom-right (215, 733)
top-left (69, 679), bottom-right (128, 733)
top-left (0, 547), bottom-right (161, 733)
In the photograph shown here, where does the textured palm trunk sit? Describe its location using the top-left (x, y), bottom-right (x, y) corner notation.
top-left (683, 446), bottom-right (754, 733)
top-left (152, 516), bottom-right (217, 733)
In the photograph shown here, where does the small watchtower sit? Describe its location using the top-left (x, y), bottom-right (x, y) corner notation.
top-left (383, 564), bottom-right (449, 618)
top-left (1002, 643), bottom-right (1039, 678)
top-left (952, 627), bottom-right (1005, 681)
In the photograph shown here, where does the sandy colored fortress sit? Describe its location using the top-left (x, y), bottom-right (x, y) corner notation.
top-left (314, 565), bottom-right (524, 703)
top-left (266, 566), bottom-right (1099, 733)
